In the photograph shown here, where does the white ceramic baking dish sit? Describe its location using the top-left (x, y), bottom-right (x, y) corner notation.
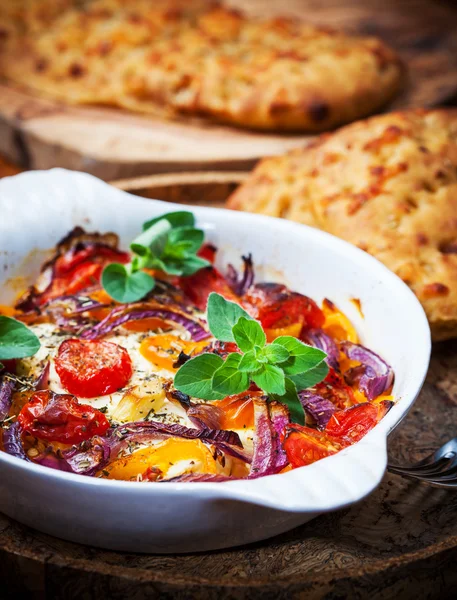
top-left (0, 169), bottom-right (430, 553)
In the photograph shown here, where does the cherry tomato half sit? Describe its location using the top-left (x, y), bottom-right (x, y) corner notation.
top-left (197, 244), bottom-right (218, 264)
top-left (283, 424), bottom-right (341, 468)
top-left (243, 283), bottom-right (325, 331)
top-left (202, 340), bottom-right (240, 359)
top-left (55, 339), bottom-right (133, 398)
top-left (177, 267), bottom-right (239, 310)
top-left (325, 400), bottom-right (393, 444)
top-left (18, 390), bottom-right (110, 444)
top-left (39, 245), bottom-right (129, 306)
top-left (53, 245), bottom-right (129, 278)
top-left (283, 400), bottom-right (393, 468)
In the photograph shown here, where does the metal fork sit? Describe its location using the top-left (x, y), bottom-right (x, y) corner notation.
top-left (387, 437), bottom-right (457, 488)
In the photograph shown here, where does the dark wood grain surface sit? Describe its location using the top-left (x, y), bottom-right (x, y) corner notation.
top-left (1, 173), bottom-right (457, 599)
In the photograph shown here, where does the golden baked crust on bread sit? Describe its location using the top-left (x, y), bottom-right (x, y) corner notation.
top-left (0, 0), bottom-right (404, 131)
top-left (228, 109), bottom-right (457, 340)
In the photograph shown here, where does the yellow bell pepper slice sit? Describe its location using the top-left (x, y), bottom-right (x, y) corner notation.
top-left (140, 333), bottom-right (208, 371)
top-left (100, 438), bottom-right (218, 481)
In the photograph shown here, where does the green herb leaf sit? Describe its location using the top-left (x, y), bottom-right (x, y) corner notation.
top-left (174, 353), bottom-right (226, 400)
top-left (251, 364), bottom-right (286, 395)
top-left (272, 336), bottom-right (326, 375)
top-left (176, 255), bottom-right (211, 276)
top-left (147, 256), bottom-right (183, 275)
top-left (232, 316), bottom-right (266, 352)
top-left (289, 361), bottom-right (329, 390)
top-left (270, 377), bottom-right (305, 425)
top-left (212, 353), bottom-right (250, 396)
top-left (207, 293), bottom-right (252, 342)
top-left (165, 227), bottom-right (205, 258)
top-left (130, 219), bottom-right (171, 257)
top-left (143, 211), bottom-right (195, 231)
top-left (263, 344), bottom-right (290, 364)
top-left (101, 263), bottom-right (155, 303)
top-left (0, 316), bottom-right (40, 360)
top-left (238, 350), bottom-right (261, 373)
top-left (103, 210), bottom-right (209, 303)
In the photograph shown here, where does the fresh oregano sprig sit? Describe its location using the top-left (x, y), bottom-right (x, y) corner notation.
top-left (174, 293), bottom-right (329, 424)
top-left (102, 211), bottom-right (210, 303)
top-left (0, 315), bottom-right (40, 367)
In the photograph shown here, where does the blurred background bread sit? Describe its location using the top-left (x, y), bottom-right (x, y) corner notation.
top-left (0, 0), bottom-right (404, 132)
top-left (228, 109), bottom-right (457, 340)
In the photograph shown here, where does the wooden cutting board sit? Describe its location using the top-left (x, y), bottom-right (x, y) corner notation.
top-left (0, 0), bottom-right (456, 180)
top-left (2, 172), bottom-right (457, 599)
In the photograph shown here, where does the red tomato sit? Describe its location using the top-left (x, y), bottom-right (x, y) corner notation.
top-left (57, 262), bottom-right (103, 296)
top-left (53, 245), bottom-right (129, 278)
top-left (202, 340), bottom-right (240, 359)
top-left (325, 401), bottom-right (393, 444)
top-left (197, 244), bottom-right (218, 264)
top-left (283, 400), bottom-right (392, 468)
top-left (55, 339), bottom-right (133, 398)
top-left (283, 424), bottom-right (341, 468)
top-left (39, 245), bottom-right (129, 305)
top-left (178, 267), bottom-right (239, 310)
top-left (243, 283), bottom-right (325, 330)
top-left (18, 390), bottom-right (110, 444)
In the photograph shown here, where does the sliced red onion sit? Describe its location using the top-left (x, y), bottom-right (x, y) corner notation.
top-left (34, 451), bottom-right (74, 473)
top-left (298, 390), bottom-right (336, 429)
top-left (33, 432), bottom-right (167, 476)
top-left (0, 376), bottom-right (15, 421)
top-left (61, 421), bottom-right (250, 477)
top-left (226, 254), bottom-right (254, 296)
top-left (62, 441), bottom-right (112, 475)
top-left (248, 398), bottom-right (283, 479)
top-left (18, 295), bottom-right (110, 331)
top-left (3, 422), bottom-right (29, 461)
top-left (45, 295), bottom-right (108, 315)
top-left (269, 401), bottom-right (289, 472)
top-left (340, 341), bottom-right (394, 400)
top-left (302, 329), bottom-right (340, 372)
top-left (113, 420), bottom-right (241, 446)
top-left (80, 306), bottom-right (210, 341)
top-left (114, 421), bottom-right (251, 463)
top-left (343, 365), bottom-right (366, 388)
top-left (166, 388), bottom-right (225, 431)
top-left (160, 473), bottom-right (236, 483)
top-left (9, 416), bottom-right (251, 477)
top-left (34, 362), bottom-right (50, 391)
top-left (187, 403), bottom-right (225, 431)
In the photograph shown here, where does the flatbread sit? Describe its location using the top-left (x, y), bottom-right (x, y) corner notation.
top-left (228, 109), bottom-right (457, 340)
top-left (0, 0), bottom-right (404, 131)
